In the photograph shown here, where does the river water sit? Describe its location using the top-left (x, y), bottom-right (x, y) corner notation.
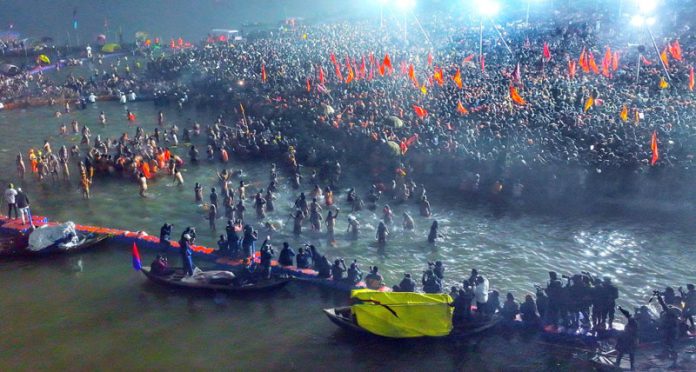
top-left (0, 100), bottom-right (694, 370)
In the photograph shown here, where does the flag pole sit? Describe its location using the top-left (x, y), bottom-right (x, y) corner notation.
top-left (646, 26), bottom-right (670, 81)
top-left (636, 53), bottom-right (641, 81)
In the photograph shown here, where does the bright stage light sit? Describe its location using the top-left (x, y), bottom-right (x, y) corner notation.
top-left (394, 0), bottom-right (416, 11)
top-left (646, 16), bottom-right (656, 26)
top-left (477, 0), bottom-right (500, 17)
top-left (378, 0), bottom-right (389, 5)
top-left (630, 15), bottom-right (645, 26)
top-left (636, 0), bottom-right (658, 14)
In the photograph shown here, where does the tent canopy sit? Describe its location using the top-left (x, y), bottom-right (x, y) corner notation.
top-left (350, 289), bottom-right (454, 338)
top-left (101, 43), bottom-right (121, 53)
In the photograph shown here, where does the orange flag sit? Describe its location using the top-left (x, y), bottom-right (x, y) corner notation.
top-left (612, 52), bottom-right (620, 71)
top-left (463, 54), bottom-right (475, 63)
top-left (456, 101), bottom-right (469, 115)
top-left (579, 48), bottom-right (589, 73)
top-left (568, 60), bottom-right (576, 79)
top-left (408, 64), bottom-right (418, 86)
top-left (584, 96), bottom-right (594, 112)
top-left (619, 105), bottom-right (628, 122)
top-left (650, 131), bottom-right (659, 165)
top-left (588, 52), bottom-right (599, 74)
top-left (306, 78), bottom-right (311, 92)
top-left (413, 105), bottom-right (428, 118)
top-left (261, 64), bottom-right (267, 82)
top-left (378, 63), bottom-right (385, 76)
top-left (345, 66), bottom-right (355, 84)
top-left (452, 68), bottom-right (463, 89)
top-left (660, 48), bottom-right (670, 68)
top-left (318, 66), bottom-right (325, 85)
top-left (658, 77), bottom-right (669, 89)
top-left (509, 86), bottom-right (526, 105)
top-left (433, 67), bottom-right (444, 86)
top-left (689, 66), bottom-right (695, 91)
top-left (602, 47), bottom-right (611, 77)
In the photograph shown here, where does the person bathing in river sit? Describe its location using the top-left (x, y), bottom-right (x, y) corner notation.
top-left (16, 154), bottom-right (25, 180)
top-left (254, 192), bottom-right (266, 219)
top-left (292, 209), bottom-right (305, 235)
top-left (174, 170), bottom-right (184, 186)
top-left (138, 172), bottom-right (147, 197)
top-left (402, 212), bottom-right (415, 231)
top-left (382, 204), bottom-right (393, 225)
top-left (347, 215), bottom-right (360, 240)
top-left (309, 198), bottom-right (323, 232)
top-left (428, 220), bottom-right (441, 243)
top-left (420, 195), bottom-right (432, 217)
top-left (325, 209), bottom-right (339, 241)
top-left (376, 221), bottom-right (388, 246)
top-left (265, 189), bottom-right (275, 212)
top-left (208, 203), bottom-right (217, 230)
top-left (194, 182), bottom-right (203, 203)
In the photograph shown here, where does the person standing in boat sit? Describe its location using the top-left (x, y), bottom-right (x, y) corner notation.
top-left (474, 275), bottom-right (490, 315)
top-left (278, 242), bottom-right (295, 267)
top-left (15, 188), bottom-right (34, 228)
top-left (615, 306), bottom-right (638, 370)
top-left (520, 294), bottom-right (540, 326)
top-left (226, 220), bottom-right (240, 258)
top-left (179, 234), bottom-right (195, 276)
top-left (241, 225), bottom-right (257, 258)
top-left (259, 237), bottom-right (274, 279)
top-left (4, 183), bottom-right (18, 219)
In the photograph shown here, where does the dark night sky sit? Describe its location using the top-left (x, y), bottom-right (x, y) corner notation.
top-left (0, 0), bottom-right (376, 43)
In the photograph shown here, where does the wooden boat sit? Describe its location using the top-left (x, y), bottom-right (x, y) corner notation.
top-left (140, 266), bottom-right (291, 293)
top-left (324, 306), bottom-right (501, 339)
top-left (27, 231), bottom-right (109, 256)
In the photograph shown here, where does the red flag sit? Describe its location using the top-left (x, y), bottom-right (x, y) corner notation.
top-left (306, 78), bottom-right (311, 92)
top-left (452, 68), bottom-right (463, 89)
top-left (360, 56), bottom-right (367, 79)
top-left (330, 53), bottom-right (338, 66)
top-left (650, 131), bottom-right (659, 165)
top-left (463, 54), bottom-right (475, 63)
top-left (318, 66), bottom-right (325, 85)
top-left (669, 40), bottom-right (683, 61)
top-left (641, 55), bottom-right (652, 65)
top-left (480, 54), bottom-right (486, 73)
top-left (427, 52), bottom-right (433, 66)
top-left (261, 63), bottom-right (267, 82)
top-left (509, 85), bottom-right (526, 105)
top-left (568, 60), bottom-right (576, 79)
top-left (383, 53), bottom-right (392, 70)
top-left (612, 52), bottom-right (620, 71)
top-left (456, 101), bottom-right (469, 115)
top-left (690, 66), bottom-right (695, 92)
top-left (132, 242), bottom-right (142, 271)
top-left (543, 42), bottom-right (551, 61)
top-left (378, 63), bottom-right (385, 76)
top-left (412, 105), bottom-right (428, 118)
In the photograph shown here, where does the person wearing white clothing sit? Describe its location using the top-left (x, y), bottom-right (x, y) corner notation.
top-left (4, 183), bottom-right (18, 219)
top-left (474, 276), bottom-right (489, 311)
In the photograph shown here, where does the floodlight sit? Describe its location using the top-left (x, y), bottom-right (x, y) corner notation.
top-left (636, 0), bottom-right (658, 14)
top-left (395, 0), bottom-right (416, 11)
top-left (630, 15), bottom-right (645, 27)
top-left (378, 0), bottom-right (389, 5)
top-left (477, 0), bottom-right (500, 17)
top-left (645, 16), bottom-right (656, 26)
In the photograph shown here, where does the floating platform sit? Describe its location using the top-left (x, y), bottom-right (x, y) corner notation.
top-left (0, 215), bottom-right (387, 292)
